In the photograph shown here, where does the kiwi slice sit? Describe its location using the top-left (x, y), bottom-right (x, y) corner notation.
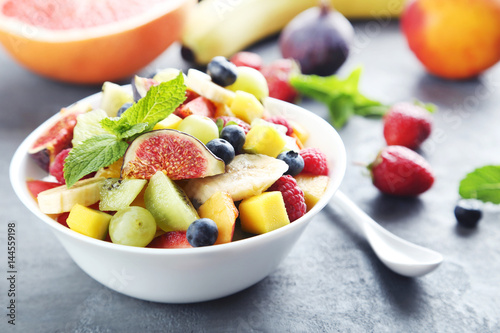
top-left (99, 178), bottom-right (147, 211)
top-left (144, 171), bottom-right (199, 232)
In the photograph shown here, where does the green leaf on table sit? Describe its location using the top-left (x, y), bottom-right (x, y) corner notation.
top-left (101, 72), bottom-right (186, 140)
top-left (290, 67), bottom-right (386, 128)
top-left (63, 134), bottom-right (129, 188)
top-left (459, 165), bottom-right (500, 204)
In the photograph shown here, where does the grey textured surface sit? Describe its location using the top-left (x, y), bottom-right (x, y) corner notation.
top-left (1, 21), bottom-right (500, 332)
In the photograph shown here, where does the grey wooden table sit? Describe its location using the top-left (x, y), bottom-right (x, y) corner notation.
top-left (1, 21), bottom-right (499, 332)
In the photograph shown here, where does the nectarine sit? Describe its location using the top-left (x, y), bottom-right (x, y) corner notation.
top-left (401, 0), bottom-right (500, 79)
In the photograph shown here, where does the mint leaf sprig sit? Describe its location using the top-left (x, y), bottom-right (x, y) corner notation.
top-left (63, 73), bottom-right (186, 188)
top-left (290, 67), bottom-right (389, 128)
top-left (459, 165), bottom-right (500, 204)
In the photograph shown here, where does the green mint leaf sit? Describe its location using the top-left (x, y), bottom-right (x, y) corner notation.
top-left (327, 95), bottom-right (355, 129)
top-left (100, 73), bottom-right (186, 140)
top-left (216, 118), bottom-right (224, 136)
top-left (63, 134), bottom-right (128, 188)
top-left (290, 67), bottom-right (383, 128)
top-left (459, 165), bottom-right (500, 204)
top-left (117, 122), bottom-right (149, 140)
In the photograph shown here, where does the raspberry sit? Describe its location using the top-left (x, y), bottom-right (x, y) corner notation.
top-left (265, 115), bottom-right (293, 136)
top-left (268, 175), bottom-right (306, 222)
top-left (299, 148), bottom-right (329, 176)
top-left (49, 148), bottom-right (71, 184)
top-left (230, 52), bottom-right (263, 70)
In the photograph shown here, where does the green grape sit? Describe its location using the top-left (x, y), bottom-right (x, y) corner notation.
top-left (109, 206), bottom-right (156, 247)
top-left (177, 115), bottom-right (219, 144)
top-left (226, 66), bottom-right (269, 101)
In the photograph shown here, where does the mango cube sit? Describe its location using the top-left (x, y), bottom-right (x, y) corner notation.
top-left (198, 191), bottom-right (238, 244)
top-left (239, 191), bottom-right (290, 234)
top-left (243, 122), bottom-right (287, 157)
top-left (230, 90), bottom-right (264, 124)
top-left (295, 174), bottom-right (330, 211)
top-left (153, 114), bottom-right (183, 130)
top-left (66, 204), bottom-right (112, 240)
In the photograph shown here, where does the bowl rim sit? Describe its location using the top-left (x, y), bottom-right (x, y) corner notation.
top-left (9, 88), bottom-right (346, 256)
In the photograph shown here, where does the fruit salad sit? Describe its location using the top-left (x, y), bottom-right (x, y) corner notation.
top-left (27, 57), bottom-right (331, 249)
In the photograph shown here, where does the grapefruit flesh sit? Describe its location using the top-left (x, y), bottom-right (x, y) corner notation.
top-left (0, 0), bottom-right (195, 84)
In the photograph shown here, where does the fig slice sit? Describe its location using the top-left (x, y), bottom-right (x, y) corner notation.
top-left (28, 102), bottom-right (91, 172)
top-left (121, 129), bottom-right (225, 180)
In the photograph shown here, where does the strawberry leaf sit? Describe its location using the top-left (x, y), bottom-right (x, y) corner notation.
top-left (459, 165), bottom-right (500, 204)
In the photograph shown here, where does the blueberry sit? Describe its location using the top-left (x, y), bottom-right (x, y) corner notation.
top-left (206, 138), bottom-right (235, 165)
top-left (207, 56), bottom-right (238, 87)
top-left (277, 150), bottom-right (304, 176)
top-left (186, 218), bottom-right (218, 247)
top-left (220, 125), bottom-right (246, 154)
top-left (454, 199), bottom-right (482, 228)
top-left (117, 102), bottom-right (133, 117)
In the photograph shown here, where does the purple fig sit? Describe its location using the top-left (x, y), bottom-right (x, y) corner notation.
top-left (279, 3), bottom-right (354, 76)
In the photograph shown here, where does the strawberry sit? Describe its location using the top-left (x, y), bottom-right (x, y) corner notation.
top-left (147, 231), bottom-right (192, 248)
top-left (265, 115), bottom-right (293, 136)
top-left (174, 96), bottom-right (216, 119)
top-left (268, 175), bottom-right (307, 222)
top-left (260, 59), bottom-right (299, 103)
top-left (383, 102), bottom-right (432, 150)
top-left (369, 145), bottom-right (434, 196)
top-left (230, 52), bottom-right (263, 70)
top-left (49, 148), bottom-right (71, 184)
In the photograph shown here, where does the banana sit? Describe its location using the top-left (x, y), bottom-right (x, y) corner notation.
top-left (183, 154), bottom-right (288, 206)
top-left (185, 69), bottom-right (235, 105)
top-left (37, 177), bottom-right (105, 214)
top-left (181, 0), bottom-right (405, 64)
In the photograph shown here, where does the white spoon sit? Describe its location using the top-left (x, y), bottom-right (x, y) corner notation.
top-left (329, 191), bottom-right (443, 277)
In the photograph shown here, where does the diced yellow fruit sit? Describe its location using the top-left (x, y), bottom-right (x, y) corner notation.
top-left (295, 174), bottom-right (330, 211)
top-left (95, 157), bottom-right (123, 178)
top-left (213, 102), bottom-right (234, 118)
top-left (153, 114), bottom-right (183, 130)
top-left (229, 90), bottom-right (264, 124)
top-left (290, 120), bottom-right (310, 145)
top-left (243, 123), bottom-right (287, 157)
top-left (239, 191), bottom-right (290, 234)
top-left (198, 191), bottom-right (238, 244)
top-left (66, 204), bottom-right (112, 240)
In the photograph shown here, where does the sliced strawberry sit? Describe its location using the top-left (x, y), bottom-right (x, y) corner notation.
top-left (26, 180), bottom-right (61, 198)
top-left (230, 52), bottom-right (263, 70)
top-left (174, 96), bottom-right (216, 119)
top-left (147, 231), bottom-right (192, 248)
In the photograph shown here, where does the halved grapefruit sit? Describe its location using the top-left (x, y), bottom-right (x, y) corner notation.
top-left (0, 0), bottom-right (195, 84)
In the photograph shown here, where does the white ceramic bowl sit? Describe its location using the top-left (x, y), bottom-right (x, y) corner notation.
top-left (10, 91), bottom-right (346, 303)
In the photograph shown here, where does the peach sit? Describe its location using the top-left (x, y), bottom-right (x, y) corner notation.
top-left (401, 0), bottom-right (500, 79)
top-left (197, 191), bottom-right (238, 244)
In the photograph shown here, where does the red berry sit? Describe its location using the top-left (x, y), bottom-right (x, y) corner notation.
top-left (268, 175), bottom-right (307, 222)
top-left (147, 231), bottom-right (192, 248)
top-left (369, 145), bottom-right (434, 196)
top-left (265, 115), bottom-right (293, 136)
top-left (260, 59), bottom-right (299, 103)
top-left (49, 148), bottom-right (71, 184)
top-left (216, 116), bottom-right (251, 133)
top-left (383, 102), bottom-right (432, 150)
top-left (230, 52), bottom-right (263, 70)
top-left (299, 148), bottom-right (329, 176)
top-left (26, 180), bottom-right (61, 198)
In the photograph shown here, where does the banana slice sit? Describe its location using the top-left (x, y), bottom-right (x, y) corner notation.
top-left (185, 69), bottom-right (235, 105)
top-left (37, 177), bottom-right (105, 214)
top-left (184, 154), bottom-right (288, 206)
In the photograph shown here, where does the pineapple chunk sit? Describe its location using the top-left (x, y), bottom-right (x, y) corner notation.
top-left (239, 191), bottom-right (290, 234)
top-left (66, 204), bottom-right (112, 240)
top-left (243, 121), bottom-right (287, 157)
top-left (153, 114), bottom-right (183, 130)
top-left (229, 90), bottom-right (264, 124)
top-left (295, 174), bottom-right (330, 211)
top-left (198, 191), bottom-right (238, 244)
